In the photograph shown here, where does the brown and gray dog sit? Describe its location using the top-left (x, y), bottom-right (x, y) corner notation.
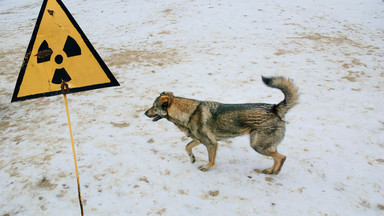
top-left (145, 76), bottom-right (298, 174)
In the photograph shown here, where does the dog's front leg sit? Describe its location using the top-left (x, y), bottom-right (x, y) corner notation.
top-left (198, 142), bottom-right (218, 172)
top-left (185, 140), bottom-right (200, 163)
top-left (190, 121), bottom-right (218, 171)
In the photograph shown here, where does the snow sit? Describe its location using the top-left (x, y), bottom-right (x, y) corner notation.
top-left (1, 0), bottom-right (384, 215)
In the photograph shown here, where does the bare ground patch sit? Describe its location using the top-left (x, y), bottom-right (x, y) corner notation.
top-left (103, 48), bottom-right (179, 68)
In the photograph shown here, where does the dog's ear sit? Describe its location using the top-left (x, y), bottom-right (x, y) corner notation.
top-left (160, 92), bottom-right (174, 97)
top-left (158, 94), bottom-right (174, 110)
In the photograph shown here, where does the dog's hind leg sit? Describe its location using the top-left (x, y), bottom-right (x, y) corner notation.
top-left (186, 140), bottom-right (200, 163)
top-left (250, 129), bottom-right (286, 175)
top-left (262, 151), bottom-right (286, 175)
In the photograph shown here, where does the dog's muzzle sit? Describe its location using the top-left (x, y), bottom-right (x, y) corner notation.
top-left (151, 115), bottom-right (163, 121)
top-left (145, 110), bottom-right (163, 122)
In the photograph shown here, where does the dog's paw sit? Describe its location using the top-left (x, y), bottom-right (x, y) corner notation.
top-left (262, 168), bottom-right (275, 175)
top-left (198, 165), bottom-right (209, 172)
top-left (189, 154), bottom-right (196, 163)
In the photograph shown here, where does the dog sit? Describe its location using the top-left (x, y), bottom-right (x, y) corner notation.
top-left (145, 76), bottom-right (298, 174)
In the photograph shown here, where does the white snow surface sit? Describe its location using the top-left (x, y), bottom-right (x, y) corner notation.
top-left (1, 0), bottom-right (384, 215)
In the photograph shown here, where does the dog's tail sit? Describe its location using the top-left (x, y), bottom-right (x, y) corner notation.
top-left (262, 76), bottom-right (299, 118)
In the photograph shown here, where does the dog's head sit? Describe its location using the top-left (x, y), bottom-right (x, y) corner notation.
top-left (145, 92), bottom-right (174, 122)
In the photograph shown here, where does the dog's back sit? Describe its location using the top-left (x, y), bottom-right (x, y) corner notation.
top-left (201, 102), bottom-right (277, 139)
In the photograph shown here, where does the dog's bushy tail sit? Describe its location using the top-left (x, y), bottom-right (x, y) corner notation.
top-left (262, 76), bottom-right (299, 118)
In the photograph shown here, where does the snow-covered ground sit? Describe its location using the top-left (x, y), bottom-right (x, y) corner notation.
top-left (1, 0), bottom-right (384, 215)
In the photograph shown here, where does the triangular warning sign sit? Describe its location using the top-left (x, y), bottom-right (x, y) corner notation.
top-left (11, 0), bottom-right (119, 102)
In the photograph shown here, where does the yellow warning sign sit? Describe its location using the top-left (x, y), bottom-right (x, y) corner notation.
top-left (12, 0), bottom-right (119, 102)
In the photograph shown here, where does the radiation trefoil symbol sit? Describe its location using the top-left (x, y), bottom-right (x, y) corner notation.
top-left (36, 35), bottom-right (81, 84)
